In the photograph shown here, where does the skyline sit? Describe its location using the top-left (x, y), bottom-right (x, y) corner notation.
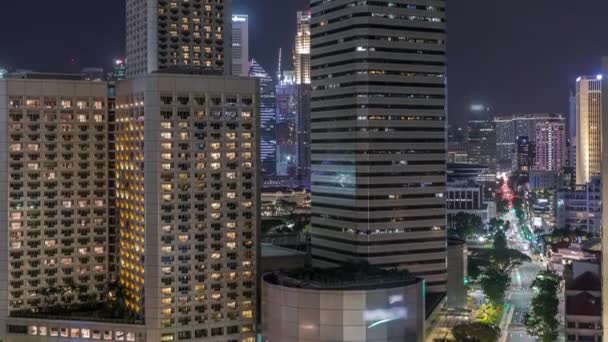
top-left (2, 1), bottom-right (608, 122)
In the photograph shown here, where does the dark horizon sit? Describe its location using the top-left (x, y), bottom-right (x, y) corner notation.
top-left (1, 1), bottom-right (607, 123)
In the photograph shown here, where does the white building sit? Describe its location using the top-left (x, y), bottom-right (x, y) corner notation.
top-left (231, 15), bottom-right (249, 77)
top-left (262, 269), bottom-right (425, 342)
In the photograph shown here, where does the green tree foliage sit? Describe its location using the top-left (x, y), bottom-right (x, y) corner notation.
top-left (487, 218), bottom-right (504, 235)
top-left (525, 270), bottom-right (560, 342)
top-left (469, 231), bottom-right (531, 305)
top-left (452, 322), bottom-right (500, 342)
top-left (479, 268), bottom-right (510, 305)
top-left (449, 212), bottom-right (484, 240)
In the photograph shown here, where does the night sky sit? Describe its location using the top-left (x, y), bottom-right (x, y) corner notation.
top-left (1, 1), bottom-right (608, 124)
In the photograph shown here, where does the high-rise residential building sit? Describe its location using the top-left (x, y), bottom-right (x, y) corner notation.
top-left (466, 120), bottom-right (496, 173)
top-left (309, 0), bottom-right (447, 293)
top-left (115, 74), bottom-right (258, 341)
top-left (494, 113), bottom-right (565, 172)
top-left (249, 59), bottom-right (277, 178)
top-left (576, 75), bottom-right (602, 184)
top-left (0, 76), bottom-right (112, 313)
top-left (535, 120), bottom-right (566, 172)
top-left (116, 74), bottom-right (259, 342)
top-left (125, 0), bottom-right (232, 77)
top-left (231, 15), bottom-right (249, 77)
top-left (294, 11), bottom-right (311, 85)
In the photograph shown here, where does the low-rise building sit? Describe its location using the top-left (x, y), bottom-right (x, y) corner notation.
top-left (565, 261), bottom-right (602, 342)
top-left (262, 267), bottom-right (425, 342)
top-left (556, 177), bottom-right (601, 235)
top-left (447, 183), bottom-right (493, 224)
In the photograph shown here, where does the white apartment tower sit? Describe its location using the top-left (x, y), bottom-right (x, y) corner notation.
top-left (231, 15), bottom-right (249, 77)
top-left (576, 75), bottom-right (602, 184)
top-left (309, 0), bottom-right (447, 293)
top-left (0, 77), bottom-right (111, 314)
top-left (126, 0), bottom-right (232, 77)
top-left (115, 74), bottom-right (259, 342)
top-left (294, 11), bottom-right (311, 85)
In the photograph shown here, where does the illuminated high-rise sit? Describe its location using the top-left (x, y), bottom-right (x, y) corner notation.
top-left (294, 11), bottom-right (311, 85)
top-left (0, 76), bottom-right (112, 314)
top-left (115, 74), bottom-right (259, 342)
top-left (310, 0), bottom-right (447, 293)
top-left (249, 59), bottom-right (277, 177)
top-left (231, 14), bottom-right (249, 77)
top-left (576, 75), bottom-right (602, 184)
top-left (535, 120), bottom-right (566, 172)
top-left (125, 0), bottom-right (232, 77)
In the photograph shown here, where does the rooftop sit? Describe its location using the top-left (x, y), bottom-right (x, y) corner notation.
top-left (264, 262), bottom-right (419, 291)
top-left (261, 243), bottom-right (306, 258)
top-left (566, 271), bottom-right (601, 292)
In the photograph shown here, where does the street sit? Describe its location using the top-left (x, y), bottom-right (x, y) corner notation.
top-left (503, 208), bottom-right (544, 342)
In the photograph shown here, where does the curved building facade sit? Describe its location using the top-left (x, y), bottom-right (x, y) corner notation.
top-left (261, 270), bottom-right (424, 342)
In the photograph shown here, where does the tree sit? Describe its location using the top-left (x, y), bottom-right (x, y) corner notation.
top-left (469, 231), bottom-right (531, 305)
top-left (449, 212), bottom-right (484, 240)
top-left (452, 322), bottom-right (500, 342)
top-left (480, 268), bottom-right (510, 305)
top-left (525, 270), bottom-right (560, 342)
top-left (487, 218), bottom-right (504, 235)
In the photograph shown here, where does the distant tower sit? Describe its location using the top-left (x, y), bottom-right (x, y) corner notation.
top-left (535, 121), bottom-right (566, 172)
top-left (249, 59), bottom-right (278, 177)
top-left (276, 48), bottom-right (282, 83)
top-left (294, 11), bottom-right (311, 85)
top-left (576, 75), bottom-right (602, 184)
top-left (231, 14), bottom-right (249, 76)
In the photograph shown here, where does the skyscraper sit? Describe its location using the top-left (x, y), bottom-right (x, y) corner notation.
top-left (310, 0), bottom-right (447, 293)
top-left (535, 120), bottom-right (566, 172)
top-left (466, 120), bottom-right (496, 173)
top-left (494, 116), bottom-right (515, 172)
top-left (249, 59), bottom-right (277, 178)
top-left (115, 74), bottom-right (259, 341)
top-left (1, 76), bottom-right (112, 312)
top-left (576, 75), bottom-right (602, 184)
top-left (231, 15), bottom-right (249, 77)
top-left (294, 11), bottom-right (311, 85)
top-left (125, 0), bottom-right (232, 77)
top-left (275, 71), bottom-right (298, 177)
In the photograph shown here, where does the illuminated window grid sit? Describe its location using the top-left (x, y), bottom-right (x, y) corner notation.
top-left (5, 86), bottom-right (110, 313)
top-left (116, 84), bottom-right (258, 342)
